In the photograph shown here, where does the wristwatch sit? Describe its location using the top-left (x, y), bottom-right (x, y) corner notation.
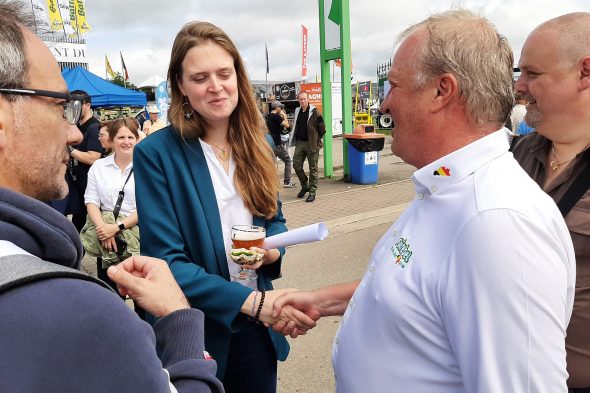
top-left (117, 221), bottom-right (125, 231)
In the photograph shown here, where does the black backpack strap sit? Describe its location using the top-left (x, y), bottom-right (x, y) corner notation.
top-left (557, 150), bottom-right (590, 217)
top-left (113, 168), bottom-right (134, 220)
top-left (0, 254), bottom-right (115, 295)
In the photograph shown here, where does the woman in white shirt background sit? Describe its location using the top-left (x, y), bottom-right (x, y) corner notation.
top-left (82, 117), bottom-right (140, 293)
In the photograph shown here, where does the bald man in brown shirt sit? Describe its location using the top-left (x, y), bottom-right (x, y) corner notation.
top-left (512, 12), bottom-right (590, 392)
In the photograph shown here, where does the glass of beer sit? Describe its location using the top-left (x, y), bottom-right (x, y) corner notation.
top-left (230, 224), bottom-right (265, 281)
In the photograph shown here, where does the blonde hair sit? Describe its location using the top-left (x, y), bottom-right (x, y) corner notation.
top-left (167, 21), bottom-right (279, 219)
top-left (400, 9), bottom-right (514, 126)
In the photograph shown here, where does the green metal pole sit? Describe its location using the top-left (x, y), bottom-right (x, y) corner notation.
top-left (340, 0), bottom-right (352, 177)
top-left (318, 0), bottom-right (333, 177)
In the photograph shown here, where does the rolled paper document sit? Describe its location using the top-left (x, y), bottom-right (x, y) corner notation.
top-left (262, 222), bottom-right (329, 249)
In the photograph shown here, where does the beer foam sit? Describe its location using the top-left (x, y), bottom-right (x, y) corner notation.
top-left (232, 230), bottom-right (265, 241)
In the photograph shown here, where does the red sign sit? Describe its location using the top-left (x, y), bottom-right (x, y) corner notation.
top-left (301, 25), bottom-right (308, 81)
top-left (300, 83), bottom-right (322, 113)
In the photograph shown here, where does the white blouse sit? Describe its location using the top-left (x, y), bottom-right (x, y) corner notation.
top-left (199, 139), bottom-right (257, 289)
top-left (84, 154), bottom-right (136, 217)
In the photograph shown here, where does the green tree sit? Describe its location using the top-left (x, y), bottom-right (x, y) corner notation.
top-left (110, 72), bottom-right (138, 90)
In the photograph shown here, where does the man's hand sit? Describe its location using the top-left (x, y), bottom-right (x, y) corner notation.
top-left (271, 282), bottom-right (359, 337)
top-left (107, 256), bottom-right (190, 318)
top-left (272, 290), bottom-right (323, 338)
top-left (241, 289), bottom-right (319, 337)
top-left (261, 289), bottom-right (318, 331)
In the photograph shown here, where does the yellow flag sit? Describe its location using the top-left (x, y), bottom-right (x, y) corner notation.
top-left (66, 0), bottom-right (80, 38)
top-left (46, 0), bottom-right (64, 31)
top-left (74, 0), bottom-right (91, 34)
top-left (105, 55), bottom-right (116, 79)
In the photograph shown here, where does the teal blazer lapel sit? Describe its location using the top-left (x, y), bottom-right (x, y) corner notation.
top-left (176, 133), bottom-right (230, 278)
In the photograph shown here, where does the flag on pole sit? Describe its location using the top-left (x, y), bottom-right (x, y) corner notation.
top-left (301, 25), bottom-right (308, 81)
top-left (74, 0), bottom-right (91, 35)
top-left (265, 43), bottom-right (269, 74)
top-left (46, 0), bottom-right (64, 31)
top-left (56, 0), bottom-right (76, 36)
top-left (120, 52), bottom-right (129, 81)
top-left (31, 0), bottom-right (51, 32)
top-left (328, 0), bottom-right (342, 25)
top-left (105, 55), bottom-right (115, 79)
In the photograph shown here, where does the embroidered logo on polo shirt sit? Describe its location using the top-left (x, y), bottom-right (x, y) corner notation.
top-left (391, 238), bottom-right (413, 268)
top-left (433, 166), bottom-right (451, 176)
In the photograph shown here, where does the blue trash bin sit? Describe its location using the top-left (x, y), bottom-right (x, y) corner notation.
top-left (345, 134), bottom-right (385, 184)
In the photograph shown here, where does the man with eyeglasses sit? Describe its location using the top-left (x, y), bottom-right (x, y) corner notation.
top-left (0, 2), bottom-right (223, 392)
top-left (64, 89), bottom-right (102, 233)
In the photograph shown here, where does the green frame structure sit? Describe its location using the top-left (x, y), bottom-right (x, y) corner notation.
top-left (318, 0), bottom-right (352, 178)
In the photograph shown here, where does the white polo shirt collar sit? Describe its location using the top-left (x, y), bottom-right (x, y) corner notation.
top-left (412, 129), bottom-right (509, 196)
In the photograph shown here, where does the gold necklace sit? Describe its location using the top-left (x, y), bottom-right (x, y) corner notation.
top-left (550, 145), bottom-right (575, 172)
top-left (204, 139), bottom-right (230, 161)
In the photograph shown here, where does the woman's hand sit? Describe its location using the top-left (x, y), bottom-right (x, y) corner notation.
top-left (101, 237), bottom-right (118, 253)
top-left (259, 289), bottom-right (318, 335)
top-left (240, 288), bottom-right (318, 336)
top-left (241, 247), bottom-right (280, 270)
top-left (96, 223), bottom-right (119, 241)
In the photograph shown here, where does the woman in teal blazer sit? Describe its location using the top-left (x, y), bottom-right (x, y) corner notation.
top-left (133, 22), bottom-right (313, 393)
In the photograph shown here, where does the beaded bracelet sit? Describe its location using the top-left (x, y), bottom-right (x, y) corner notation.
top-left (251, 290), bottom-right (259, 317)
top-left (254, 290), bottom-right (266, 324)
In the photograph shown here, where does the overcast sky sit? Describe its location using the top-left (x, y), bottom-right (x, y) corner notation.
top-left (82, 0), bottom-right (589, 87)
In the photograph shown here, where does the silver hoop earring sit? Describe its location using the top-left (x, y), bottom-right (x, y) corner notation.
top-left (181, 100), bottom-right (194, 119)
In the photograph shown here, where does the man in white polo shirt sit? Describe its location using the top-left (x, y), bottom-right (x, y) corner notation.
top-left (272, 9), bottom-right (575, 393)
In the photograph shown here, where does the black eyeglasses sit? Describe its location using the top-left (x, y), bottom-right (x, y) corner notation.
top-left (0, 88), bottom-right (84, 125)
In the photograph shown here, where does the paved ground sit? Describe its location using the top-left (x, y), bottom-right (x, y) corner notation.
top-left (80, 135), bottom-right (418, 392)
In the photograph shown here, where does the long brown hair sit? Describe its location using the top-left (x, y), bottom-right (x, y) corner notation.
top-left (167, 21), bottom-right (279, 219)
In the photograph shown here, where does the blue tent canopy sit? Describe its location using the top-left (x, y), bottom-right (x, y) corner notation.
top-left (62, 66), bottom-right (146, 108)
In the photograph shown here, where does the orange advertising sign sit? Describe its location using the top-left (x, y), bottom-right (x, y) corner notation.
top-left (300, 83), bottom-right (322, 113)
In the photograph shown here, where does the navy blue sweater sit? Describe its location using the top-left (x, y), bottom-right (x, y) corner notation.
top-left (0, 188), bottom-right (224, 392)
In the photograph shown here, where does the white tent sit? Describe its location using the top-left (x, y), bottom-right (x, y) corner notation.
top-left (137, 74), bottom-right (166, 88)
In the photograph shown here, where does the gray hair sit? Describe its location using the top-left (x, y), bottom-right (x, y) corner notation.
top-left (399, 9), bottom-right (514, 126)
top-left (0, 1), bottom-right (36, 101)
